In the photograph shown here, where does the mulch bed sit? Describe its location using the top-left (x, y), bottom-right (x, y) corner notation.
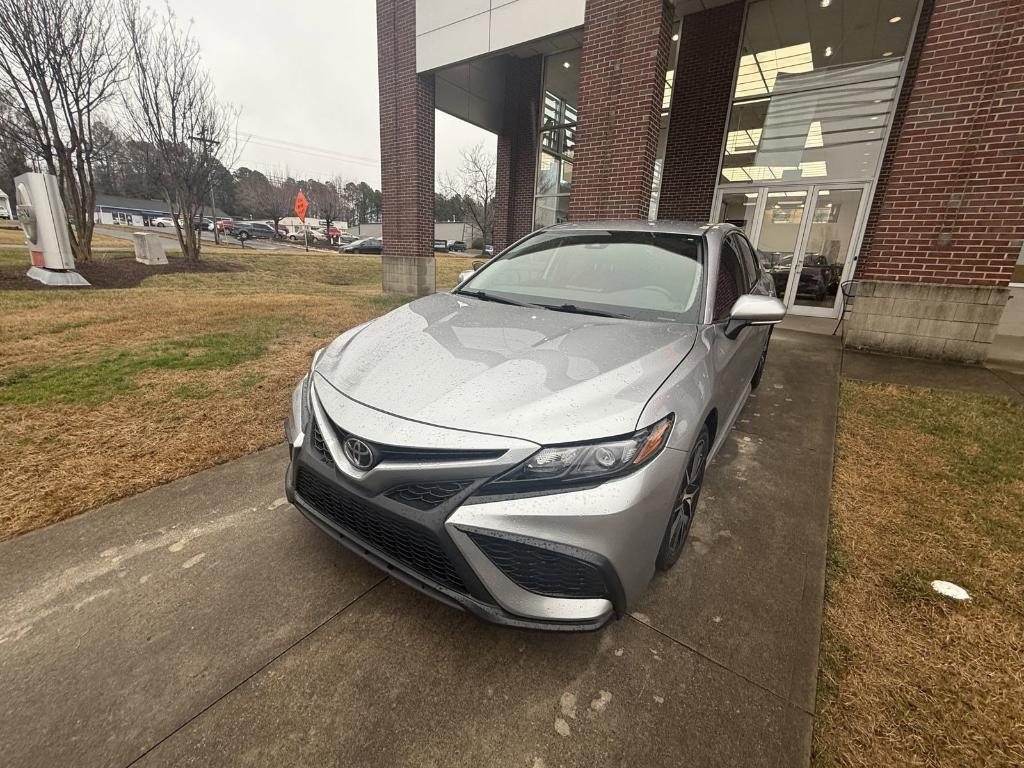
top-left (0, 254), bottom-right (244, 290)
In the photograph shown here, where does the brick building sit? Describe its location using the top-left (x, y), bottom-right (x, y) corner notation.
top-left (376, 0), bottom-right (1023, 362)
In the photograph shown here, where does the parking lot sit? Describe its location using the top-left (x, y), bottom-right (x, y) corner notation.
top-left (0, 328), bottom-right (839, 768)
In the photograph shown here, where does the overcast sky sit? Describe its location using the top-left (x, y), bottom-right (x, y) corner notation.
top-left (167, 0), bottom-right (494, 188)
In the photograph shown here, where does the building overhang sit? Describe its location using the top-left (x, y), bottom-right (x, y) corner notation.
top-left (433, 29), bottom-right (583, 134)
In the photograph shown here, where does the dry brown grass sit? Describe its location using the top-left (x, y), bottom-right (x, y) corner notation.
top-left (814, 380), bottom-right (1024, 767)
top-left (0, 247), bottom-right (470, 540)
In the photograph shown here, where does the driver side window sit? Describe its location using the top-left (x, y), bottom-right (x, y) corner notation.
top-left (714, 240), bottom-right (744, 322)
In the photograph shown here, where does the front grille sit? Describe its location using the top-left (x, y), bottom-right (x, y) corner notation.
top-left (311, 415), bottom-right (503, 462)
top-left (310, 422), bottom-right (333, 465)
top-left (386, 481), bottom-right (472, 510)
top-left (375, 444), bottom-right (506, 463)
top-left (296, 468), bottom-right (466, 593)
top-left (467, 532), bottom-right (608, 600)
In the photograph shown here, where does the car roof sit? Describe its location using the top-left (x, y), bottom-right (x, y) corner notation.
top-left (541, 219), bottom-right (737, 238)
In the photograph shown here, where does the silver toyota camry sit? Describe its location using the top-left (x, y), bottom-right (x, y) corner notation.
top-left (285, 221), bottom-right (786, 630)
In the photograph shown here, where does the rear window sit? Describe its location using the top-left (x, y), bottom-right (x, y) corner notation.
top-left (461, 229), bottom-right (704, 323)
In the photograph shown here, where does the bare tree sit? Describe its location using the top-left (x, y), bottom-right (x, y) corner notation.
top-left (306, 177), bottom-right (346, 239)
top-left (120, 2), bottom-right (236, 262)
top-left (0, 0), bottom-right (124, 262)
top-left (439, 142), bottom-right (496, 248)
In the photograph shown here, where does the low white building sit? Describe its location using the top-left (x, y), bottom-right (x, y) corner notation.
top-left (278, 216), bottom-right (348, 234)
top-left (0, 189), bottom-right (11, 219)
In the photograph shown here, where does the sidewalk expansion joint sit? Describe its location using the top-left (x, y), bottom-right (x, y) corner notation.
top-left (628, 614), bottom-right (814, 717)
top-left (122, 575), bottom-right (388, 768)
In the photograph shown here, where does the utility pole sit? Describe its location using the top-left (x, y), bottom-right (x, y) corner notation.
top-left (190, 133), bottom-right (221, 245)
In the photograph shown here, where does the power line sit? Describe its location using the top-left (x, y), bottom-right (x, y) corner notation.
top-left (238, 129), bottom-right (380, 168)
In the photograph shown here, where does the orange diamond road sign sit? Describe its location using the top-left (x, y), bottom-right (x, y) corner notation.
top-left (294, 190), bottom-right (309, 222)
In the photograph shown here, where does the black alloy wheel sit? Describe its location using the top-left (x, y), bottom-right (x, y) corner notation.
top-left (656, 426), bottom-right (709, 571)
top-left (751, 339), bottom-right (769, 390)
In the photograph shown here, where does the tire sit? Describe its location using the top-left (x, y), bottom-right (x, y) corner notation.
top-left (751, 336), bottom-right (770, 390)
top-left (656, 425), bottom-right (709, 571)
top-left (237, 231), bottom-right (250, 241)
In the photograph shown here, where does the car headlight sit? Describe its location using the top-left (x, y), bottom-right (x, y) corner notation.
top-left (483, 415), bottom-right (674, 494)
top-left (286, 348), bottom-right (325, 445)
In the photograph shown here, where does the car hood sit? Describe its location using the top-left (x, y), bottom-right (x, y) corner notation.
top-left (315, 292), bottom-right (697, 445)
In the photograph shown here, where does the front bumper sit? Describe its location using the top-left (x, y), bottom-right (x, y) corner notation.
top-left (285, 377), bottom-right (684, 630)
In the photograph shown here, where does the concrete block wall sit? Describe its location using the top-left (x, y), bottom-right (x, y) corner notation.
top-left (381, 255), bottom-right (436, 296)
top-left (844, 281), bottom-right (1009, 363)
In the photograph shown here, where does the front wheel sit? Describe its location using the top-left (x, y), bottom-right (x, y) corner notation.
top-left (656, 426), bottom-right (709, 571)
top-left (751, 338), bottom-right (769, 390)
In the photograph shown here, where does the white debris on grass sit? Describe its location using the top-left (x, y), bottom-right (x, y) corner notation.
top-left (931, 580), bottom-right (971, 601)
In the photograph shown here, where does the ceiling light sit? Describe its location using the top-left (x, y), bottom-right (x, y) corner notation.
top-left (824, 45), bottom-right (833, 57)
top-left (672, 33), bottom-right (680, 41)
top-left (882, 51), bottom-right (894, 57)
top-left (562, 61), bottom-right (571, 69)
top-left (819, 0), bottom-right (831, 7)
top-left (889, 16), bottom-right (902, 23)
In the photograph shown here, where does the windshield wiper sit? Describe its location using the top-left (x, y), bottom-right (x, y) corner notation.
top-left (455, 289), bottom-right (531, 307)
top-left (534, 303), bottom-right (627, 319)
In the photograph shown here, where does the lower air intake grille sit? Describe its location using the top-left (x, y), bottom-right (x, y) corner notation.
top-left (296, 468), bottom-right (466, 593)
top-left (467, 532), bottom-right (608, 599)
top-left (385, 481), bottom-right (472, 510)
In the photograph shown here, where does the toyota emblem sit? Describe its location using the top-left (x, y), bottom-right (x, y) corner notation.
top-left (342, 436), bottom-right (376, 470)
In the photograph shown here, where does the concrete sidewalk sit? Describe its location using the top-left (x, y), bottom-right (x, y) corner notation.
top-left (843, 348), bottom-right (1024, 404)
top-left (0, 328), bottom-right (840, 768)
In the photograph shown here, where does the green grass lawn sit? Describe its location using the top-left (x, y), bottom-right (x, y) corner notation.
top-left (815, 380), bottom-right (1024, 767)
top-left (0, 245), bottom-right (472, 540)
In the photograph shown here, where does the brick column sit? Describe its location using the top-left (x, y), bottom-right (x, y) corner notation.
top-left (845, 0), bottom-right (1023, 362)
top-left (657, 1), bottom-right (745, 221)
top-left (493, 55), bottom-right (543, 252)
top-left (377, 0), bottom-right (435, 295)
top-left (568, 0), bottom-right (673, 221)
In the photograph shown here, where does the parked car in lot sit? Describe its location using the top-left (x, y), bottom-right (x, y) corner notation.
top-left (433, 239), bottom-right (449, 252)
top-left (341, 237), bottom-right (383, 254)
top-left (232, 221), bottom-right (280, 240)
top-left (152, 216), bottom-right (175, 228)
top-left (483, 245), bottom-right (494, 256)
top-left (289, 228), bottom-right (328, 243)
top-left (216, 219), bottom-right (234, 233)
top-left (448, 240), bottom-right (467, 252)
top-left (284, 221), bottom-right (785, 629)
top-left (193, 217), bottom-right (214, 232)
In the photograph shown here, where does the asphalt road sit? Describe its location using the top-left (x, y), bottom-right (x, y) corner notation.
top-left (95, 224), bottom-right (315, 253)
top-left (0, 328), bottom-right (840, 768)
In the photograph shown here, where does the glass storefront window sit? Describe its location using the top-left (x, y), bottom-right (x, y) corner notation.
top-left (718, 192), bottom-right (758, 235)
top-left (721, 0), bottom-right (921, 185)
top-left (649, 22), bottom-right (683, 220)
top-left (534, 195), bottom-right (570, 228)
top-left (535, 49), bottom-right (580, 227)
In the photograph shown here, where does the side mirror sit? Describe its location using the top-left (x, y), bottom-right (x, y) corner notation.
top-left (725, 294), bottom-right (786, 339)
top-left (457, 269), bottom-right (476, 284)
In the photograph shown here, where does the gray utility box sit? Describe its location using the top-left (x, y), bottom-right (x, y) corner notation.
top-left (132, 232), bottom-right (168, 265)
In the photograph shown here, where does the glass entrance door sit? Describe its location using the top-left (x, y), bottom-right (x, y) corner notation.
top-left (715, 184), bottom-right (868, 316)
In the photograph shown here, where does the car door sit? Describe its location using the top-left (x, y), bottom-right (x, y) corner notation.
top-left (708, 234), bottom-right (766, 428)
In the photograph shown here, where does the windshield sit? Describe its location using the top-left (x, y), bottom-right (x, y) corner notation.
top-left (458, 229), bottom-right (704, 322)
